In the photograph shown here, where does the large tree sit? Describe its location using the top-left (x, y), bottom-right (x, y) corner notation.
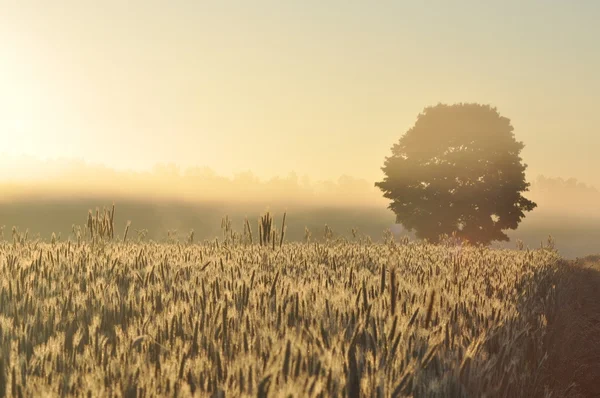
top-left (375, 103), bottom-right (536, 245)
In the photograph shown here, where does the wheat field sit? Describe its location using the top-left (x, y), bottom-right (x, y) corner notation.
top-left (0, 208), bottom-right (563, 397)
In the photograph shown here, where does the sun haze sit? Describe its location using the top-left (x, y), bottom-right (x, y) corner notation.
top-left (1, 1), bottom-right (599, 186)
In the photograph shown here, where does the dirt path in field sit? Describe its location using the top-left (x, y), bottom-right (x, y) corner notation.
top-left (540, 256), bottom-right (600, 397)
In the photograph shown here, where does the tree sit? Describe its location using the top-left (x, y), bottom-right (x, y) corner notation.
top-left (375, 103), bottom-right (536, 245)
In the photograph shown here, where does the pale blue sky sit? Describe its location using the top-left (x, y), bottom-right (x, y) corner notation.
top-left (1, 0), bottom-right (599, 185)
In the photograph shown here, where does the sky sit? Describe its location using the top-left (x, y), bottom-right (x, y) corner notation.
top-left (0, 0), bottom-right (599, 186)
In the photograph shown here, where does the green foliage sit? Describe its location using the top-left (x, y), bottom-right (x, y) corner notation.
top-left (376, 103), bottom-right (537, 245)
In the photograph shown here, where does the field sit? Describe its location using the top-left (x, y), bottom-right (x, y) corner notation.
top-left (0, 207), bottom-right (569, 397)
top-left (1, 198), bottom-right (600, 260)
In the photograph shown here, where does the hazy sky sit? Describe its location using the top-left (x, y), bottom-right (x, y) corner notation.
top-left (1, 0), bottom-right (599, 185)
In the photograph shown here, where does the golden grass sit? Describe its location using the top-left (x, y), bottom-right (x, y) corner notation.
top-left (0, 221), bottom-right (562, 397)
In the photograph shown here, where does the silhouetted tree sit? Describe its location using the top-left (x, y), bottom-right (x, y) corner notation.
top-left (375, 103), bottom-right (536, 245)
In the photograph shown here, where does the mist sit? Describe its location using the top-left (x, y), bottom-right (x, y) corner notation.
top-left (2, 156), bottom-right (599, 215)
top-left (0, 155), bottom-right (387, 208)
top-left (1, 157), bottom-right (599, 259)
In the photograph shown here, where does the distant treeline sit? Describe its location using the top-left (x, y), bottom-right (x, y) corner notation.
top-left (2, 157), bottom-right (599, 217)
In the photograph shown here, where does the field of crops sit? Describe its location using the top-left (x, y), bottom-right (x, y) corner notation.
top-left (0, 214), bottom-right (563, 398)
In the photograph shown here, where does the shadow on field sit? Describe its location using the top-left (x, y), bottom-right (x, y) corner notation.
top-left (538, 256), bottom-right (600, 398)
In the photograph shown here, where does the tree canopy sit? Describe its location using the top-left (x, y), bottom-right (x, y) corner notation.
top-left (375, 103), bottom-right (536, 245)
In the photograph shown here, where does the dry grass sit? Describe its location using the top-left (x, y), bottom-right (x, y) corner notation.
top-left (0, 215), bottom-right (566, 398)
